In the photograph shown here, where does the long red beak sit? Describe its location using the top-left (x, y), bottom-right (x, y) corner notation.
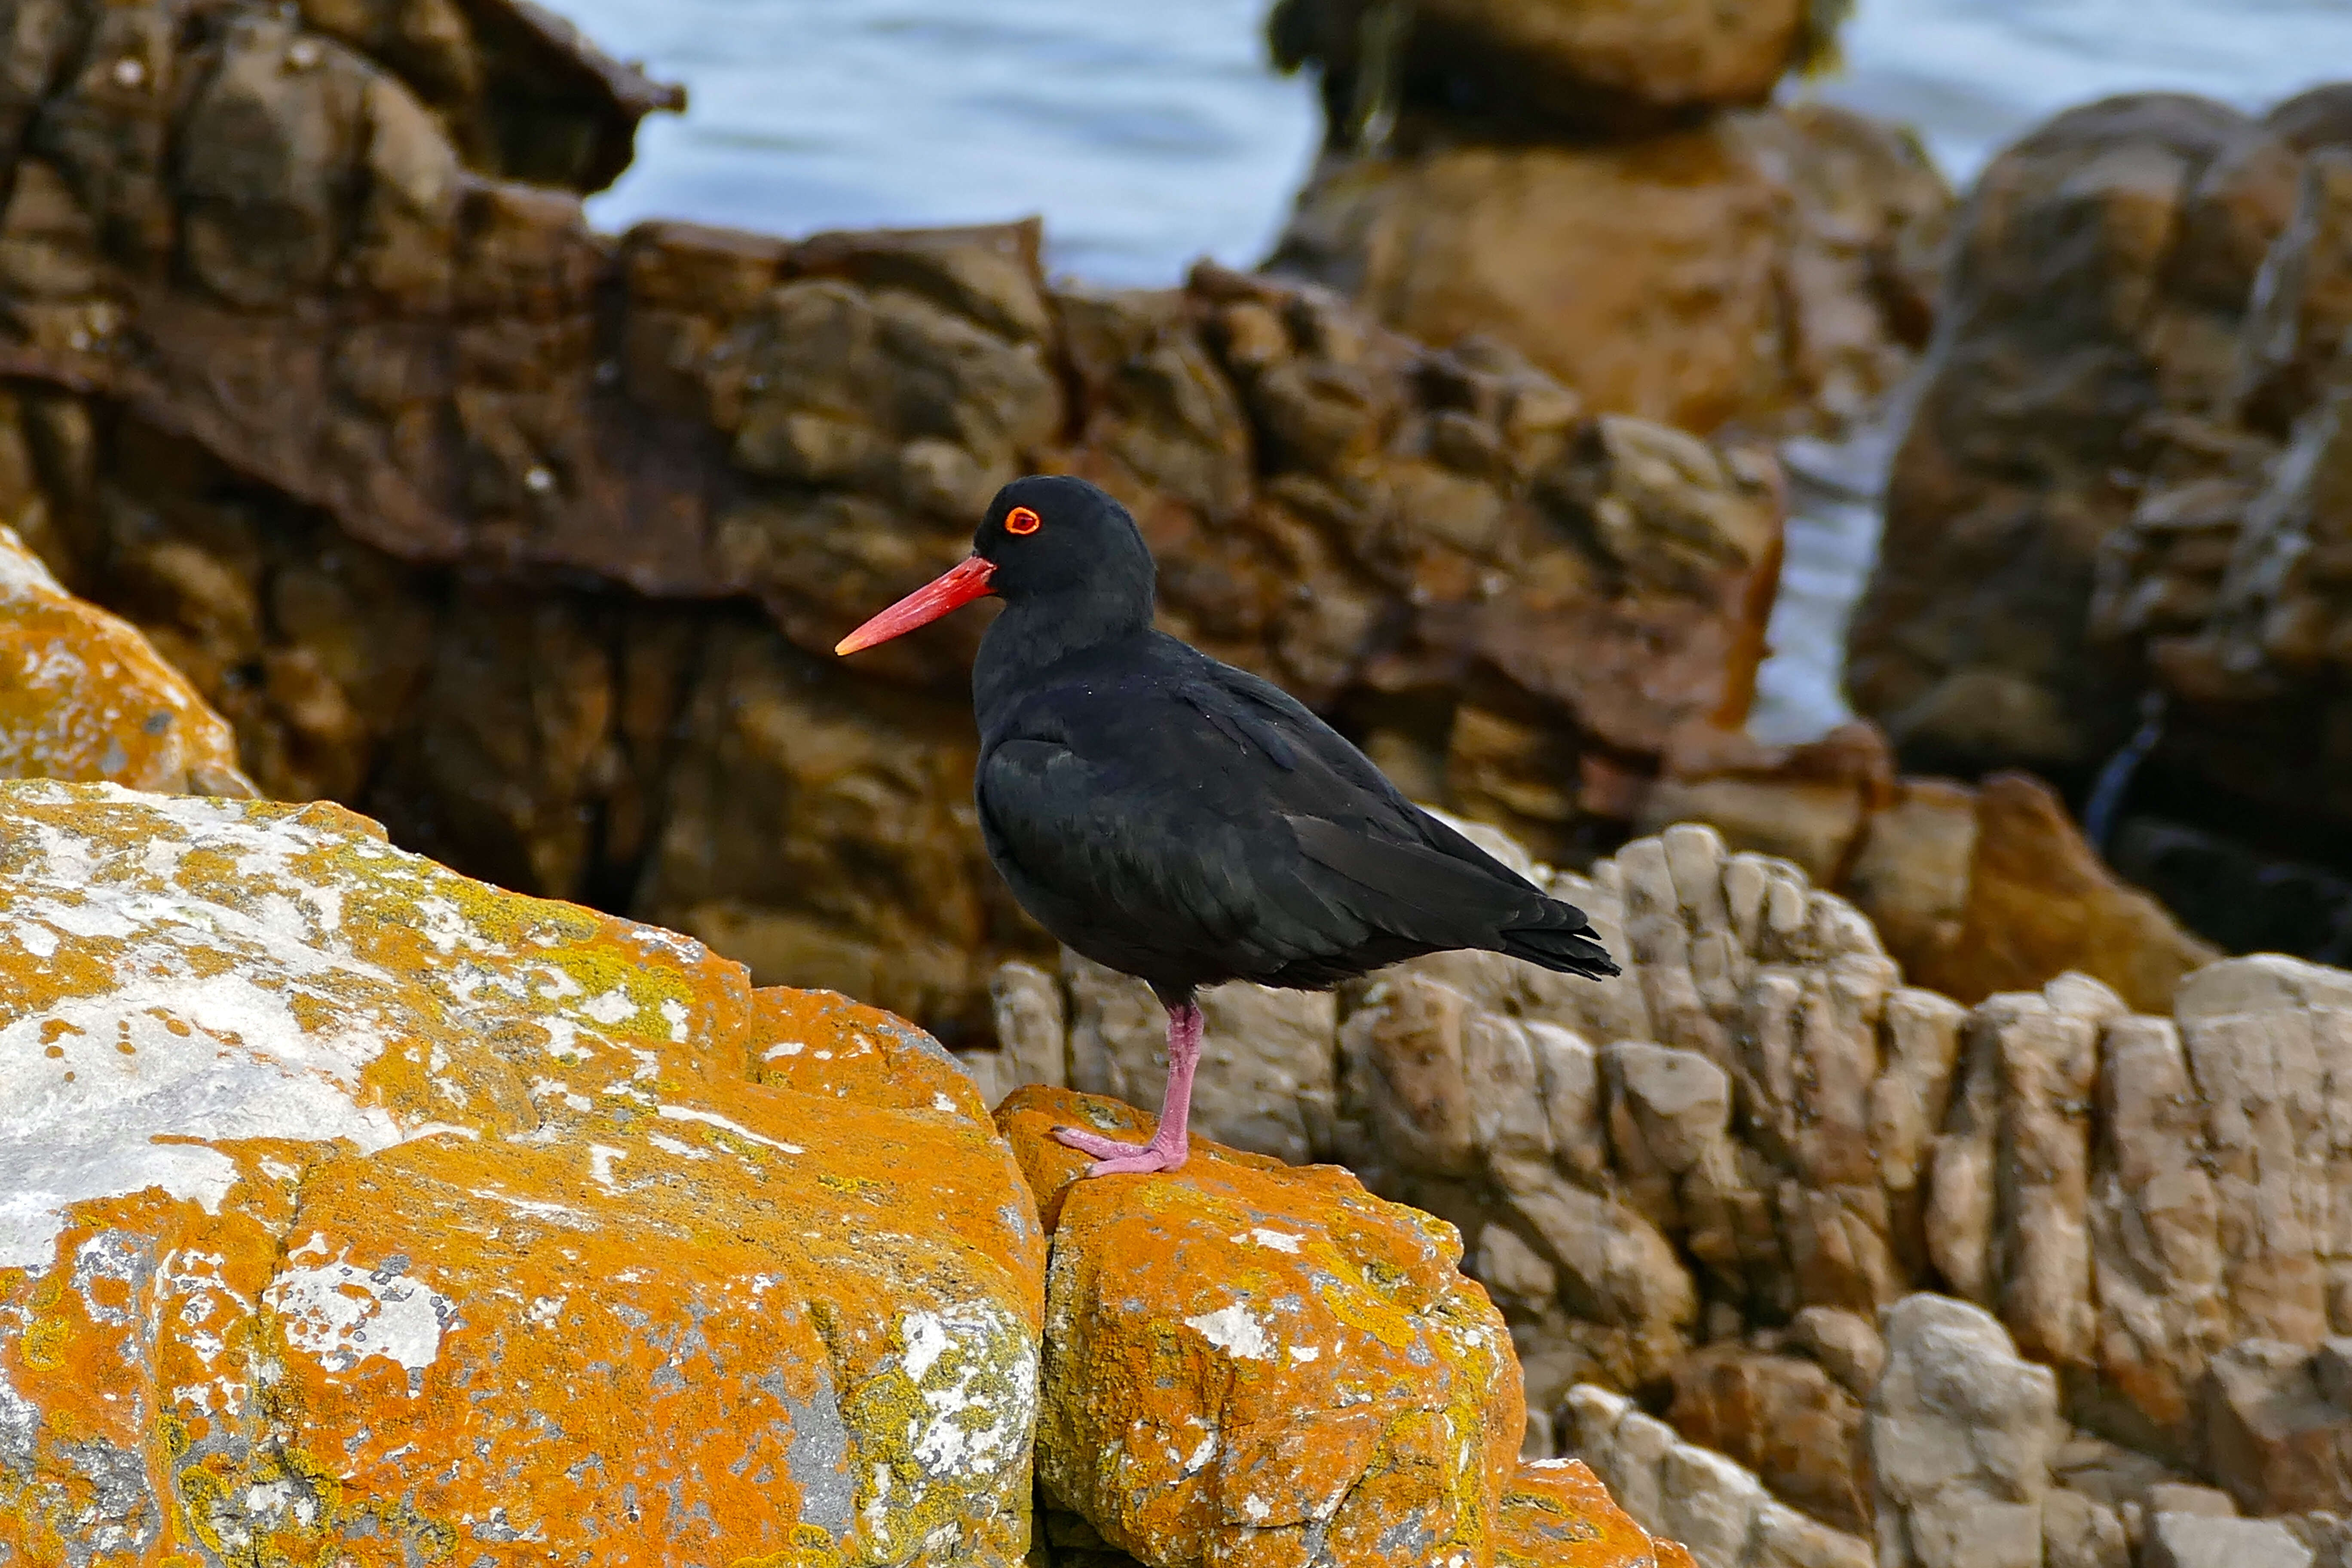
top-left (834, 555), bottom-right (998, 655)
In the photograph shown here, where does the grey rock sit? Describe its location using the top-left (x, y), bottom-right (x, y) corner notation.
top-left (2145, 1513), bottom-right (2315, 1568)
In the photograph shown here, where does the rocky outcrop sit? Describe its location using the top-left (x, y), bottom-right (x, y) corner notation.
top-left (0, 0), bottom-right (1791, 1042)
top-left (1848, 92), bottom-right (2306, 782)
top-left (0, 521), bottom-right (252, 798)
top-left (1264, 104), bottom-right (1948, 437)
top-left (1568, 1381), bottom-right (1874, 1568)
top-left (1639, 733), bottom-right (2217, 1011)
top-left (1002, 1084), bottom-right (1525, 1566)
top-left (0, 780), bottom-right (1046, 1564)
top-left (1263, 0), bottom-right (1942, 436)
top-left (974, 821), bottom-right (2352, 1539)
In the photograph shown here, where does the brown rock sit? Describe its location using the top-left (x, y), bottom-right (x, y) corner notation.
top-left (1667, 1345), bottom-right (1871, 1533)
top-left (2204, 1339), bottom-right (2352, 1516)
top-left (1266, 105), bottom-right (1949, 436)
top-left (1850, 94), bottom-right (2300, 779)
top-left (1912, 773), bottom-right (2217, 1011)
top-left (1267, 0), bottom-right (1824, 144)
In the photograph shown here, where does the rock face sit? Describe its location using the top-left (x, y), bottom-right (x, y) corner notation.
top-left (1567, 1382), bottom-right (1874, 1568)
top-left (1265, 105), bottom-right (1949, 437)
top-left (0, 780), bottom-right (1046, 1566)
top-left (1849, 92), bottom-right (2303, 781)
top-left (1000, 1084), bottom-right (1524, 1568)
top-left (0, 0), bottom-right (1789, 1043)
top-left (1868, 1295), bottom-right (2061, 1568)
top-left (0, 522), bottom-right (253, 798)
top-left (1641, 738), bottom-right (2218, 1012)
top-left (979, 822), bottom-right (2352, 1542)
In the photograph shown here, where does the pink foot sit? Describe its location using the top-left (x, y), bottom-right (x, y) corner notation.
top-left (1051, 1124), bottom-right (1189, 1176)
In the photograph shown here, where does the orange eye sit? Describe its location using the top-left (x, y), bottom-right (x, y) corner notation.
top-left (1005, 506), bottom-right (1042, 536)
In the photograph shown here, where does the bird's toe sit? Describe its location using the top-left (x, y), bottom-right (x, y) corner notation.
top-left (1053, 1123), bottom-right (1188, 1176)
top-left (1052, 1124), bottom-right (1143, 1161)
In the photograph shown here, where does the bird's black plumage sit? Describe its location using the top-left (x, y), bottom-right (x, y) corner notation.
top-left (963, 475), bottom-right (1617, 1005)
top-left (838, 474), bottom-right (1616, 1174)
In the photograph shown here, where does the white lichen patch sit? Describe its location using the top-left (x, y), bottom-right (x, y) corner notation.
top-left (656, 1104), bottom-right (804, 1155)
top-left (263, 1254), bottom-right (450, 1394)
top-left (1184, 1303), bottom-right (1274, 1362)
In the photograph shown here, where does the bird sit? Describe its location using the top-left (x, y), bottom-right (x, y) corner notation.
top-left (836, 475), bottom-right (1618, 1177)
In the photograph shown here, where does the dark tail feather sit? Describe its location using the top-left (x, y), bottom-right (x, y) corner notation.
top-left (1500, 907), bottom-right (1620, 978)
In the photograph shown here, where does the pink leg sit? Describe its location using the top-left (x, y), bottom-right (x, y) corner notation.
top-left (1054, 1001), bottom-right (1201, 1176)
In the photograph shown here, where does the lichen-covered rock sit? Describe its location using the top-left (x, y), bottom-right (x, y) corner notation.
top-left (999, 1083), bottom-right (1522, 1568)
top-left (0, 781), bottom-right (1045, 1566)
top-left (0, 524), bottom-right (253, 798)
top-left (1496, 1457), bottom-right (1668, 1568)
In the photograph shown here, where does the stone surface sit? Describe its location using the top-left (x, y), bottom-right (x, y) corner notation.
top-left (2204, 1339), bottom-right (2352, 1516)
top-left (1495, 1457), bottom-right (1670, 1568)
top-left (0, 522), bottom-right (253, 798)
top-left (0, 780), bottom-right (1047, 1566)
top-left (1850, 93), bottom-right (2300, 780)
top-left (1267, 0), bottom-right (1831, 144)
top-left (1566, 1383), bottom-right (1874, 1568)
top-left (1666, 1344), bottom-right (1870, 1534)
top-left (1265, 104), bottom-right (1949, 436)
top-left (2145, 1513), bottom-right (2317, 1568)
top-left (1868, 1294), bottom-right (2061, 1568)
top-left (998, 1084), bottom-right (1523, 1568)
top-left (1642, 735), bottom-right (2216, 1011)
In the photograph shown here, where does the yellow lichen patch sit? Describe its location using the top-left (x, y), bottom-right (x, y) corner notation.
top-left (0, 525), bottom-right (254, 797)
top-left (997, 1084), bottom-right (1523, 1568)
top-left (1496, 1458), bottom-right (1664, 1568)
top-left (748, 984), bottom-right (991, 1124)
top-left (0, 781), bottom-right (1045, 1567)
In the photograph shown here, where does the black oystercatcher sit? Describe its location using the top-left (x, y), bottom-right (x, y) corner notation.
top-left (837, 476), bottom-right (1618, 1176)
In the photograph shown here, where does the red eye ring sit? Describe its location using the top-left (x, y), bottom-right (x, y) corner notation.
top-left (1005, 505), bottom-right (1042, 536)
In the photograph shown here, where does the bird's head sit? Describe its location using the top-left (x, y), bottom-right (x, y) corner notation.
top-left (834, 475), bottom-right (1155, 656)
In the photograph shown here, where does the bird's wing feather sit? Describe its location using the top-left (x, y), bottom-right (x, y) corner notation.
top-left (977, 733), bottom-right (1377, 974)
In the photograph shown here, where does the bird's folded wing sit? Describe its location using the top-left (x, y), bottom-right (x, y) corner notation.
top-left (978, 737), bottom-right (1380, 968)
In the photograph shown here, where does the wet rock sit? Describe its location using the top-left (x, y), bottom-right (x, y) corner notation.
top-left (0, 522), bottom-right (253, 797)
top-left (297, 0), bottom-right (683, 191)
top-left (0, 781), bottom-right (1046, 1565)
top-left (1851, 94), bottom-right (2300, 780)
top-left (998, 1083), bottom-right (1523, 1568)
top-left (1265, 104), bottom-right (1949, 436)
top-left (1868, 1294), bottom-right (2061, 1568)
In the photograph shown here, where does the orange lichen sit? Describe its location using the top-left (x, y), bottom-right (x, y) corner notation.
top-left (998, 1084), bottom-right (1523, 1568)
top-left (1496, 1458), bottom-right (1665, 1568)
top-left (0, 781), bottom-right (1045, 1567)
top-left (0, 525), bottom-right (254, 797)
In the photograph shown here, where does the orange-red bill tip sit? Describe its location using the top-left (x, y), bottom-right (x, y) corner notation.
top-left (834, 554), bottom-right (998, 656)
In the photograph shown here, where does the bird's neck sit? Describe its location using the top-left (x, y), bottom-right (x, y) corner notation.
top-left (973, 588), bottom-right (1153, 731)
